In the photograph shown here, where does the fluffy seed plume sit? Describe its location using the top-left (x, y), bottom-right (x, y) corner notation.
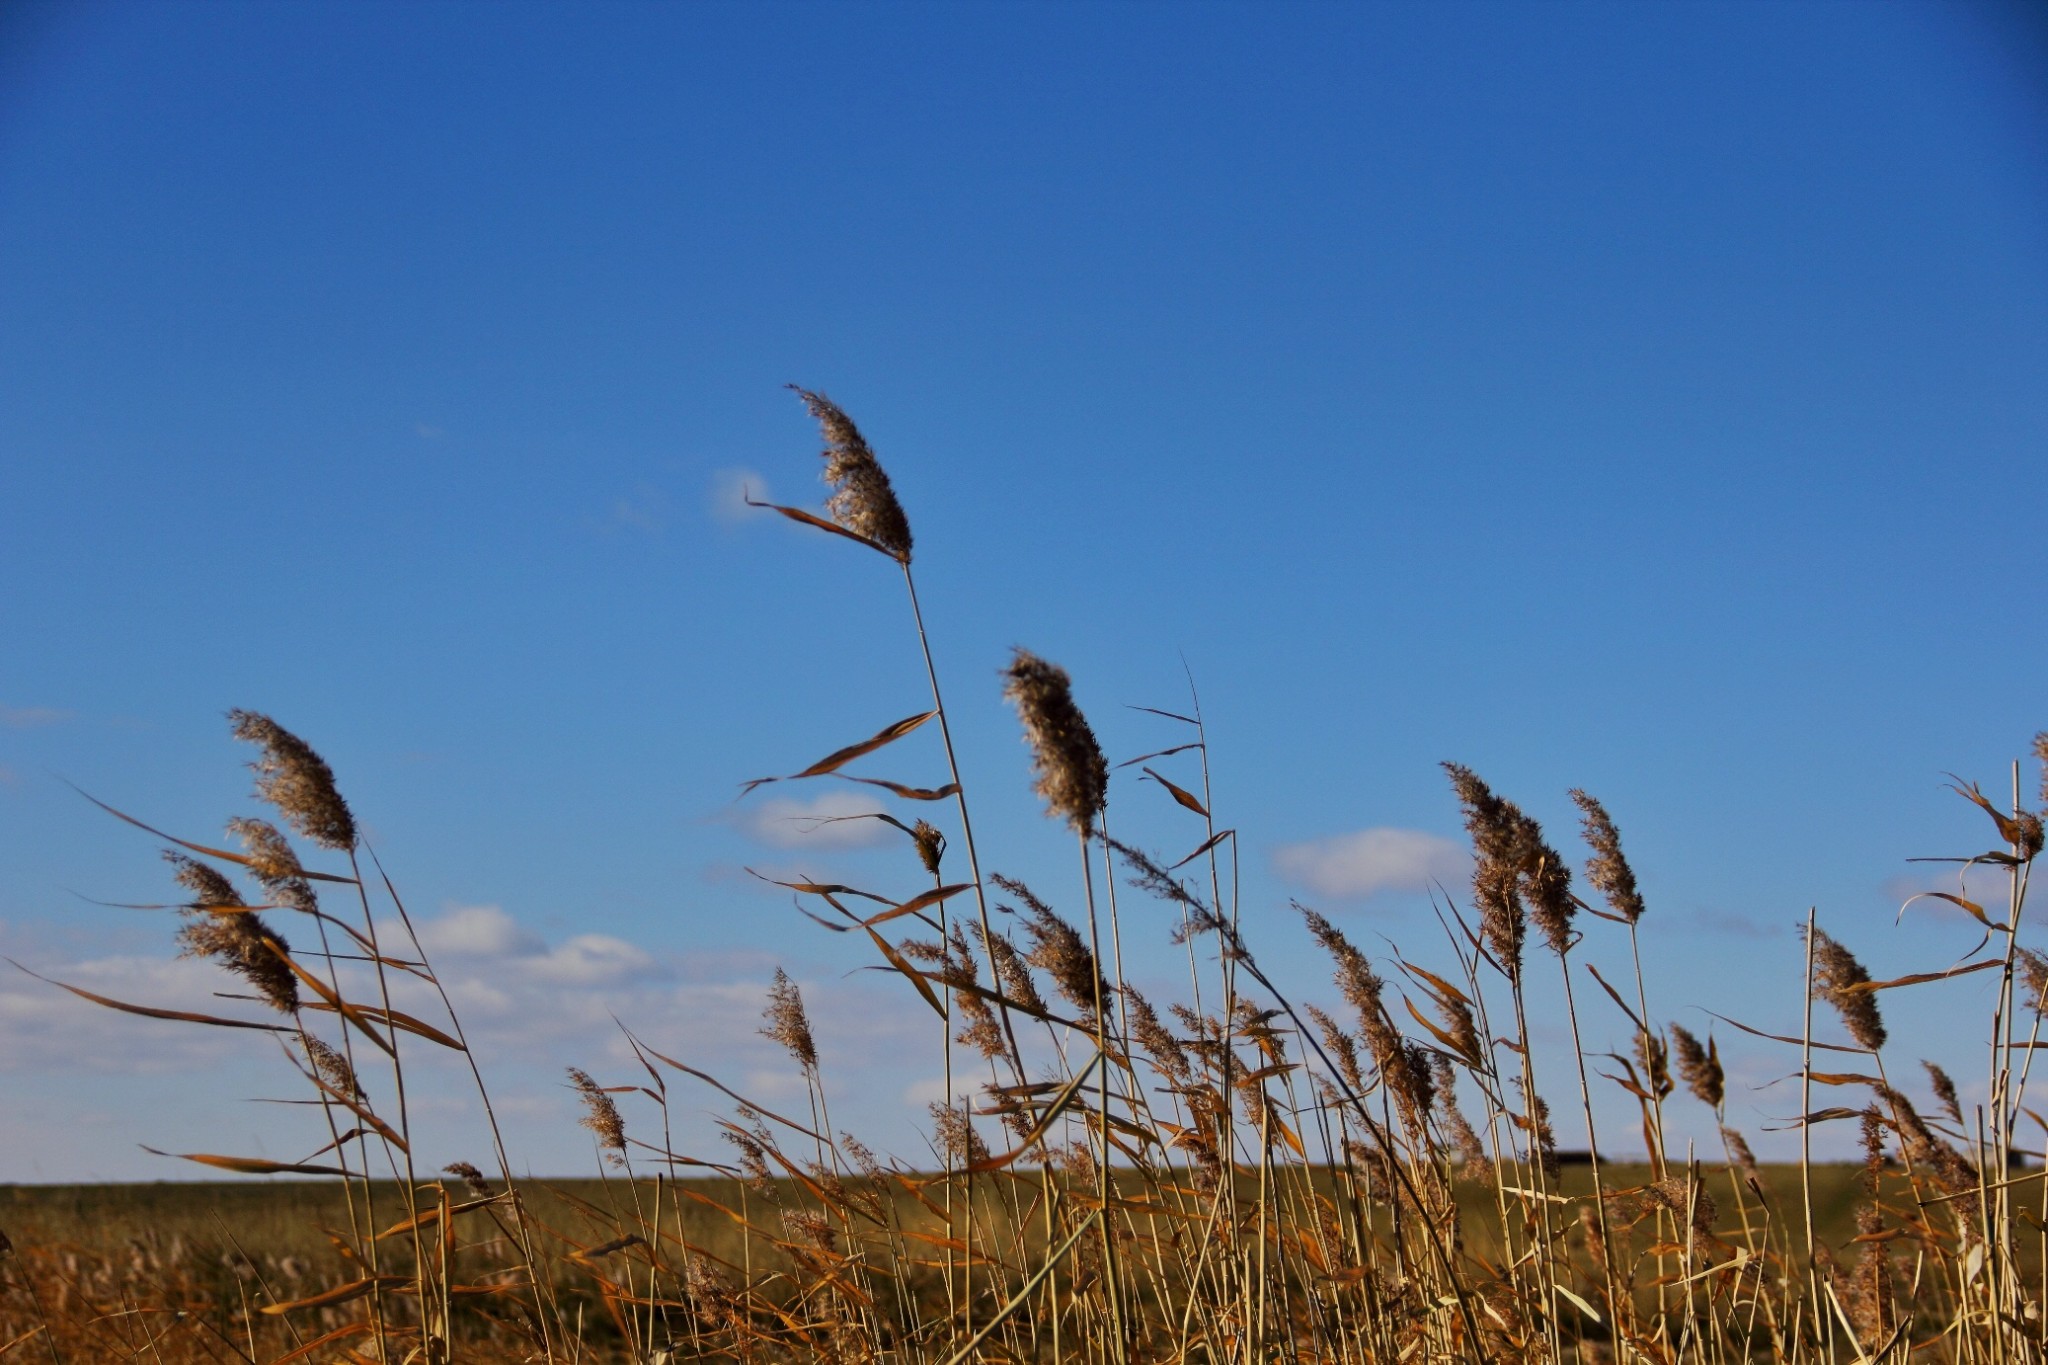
top-left (1669, 1024), bottom-right (1723, 1110)
top-left (227, 710), bottom-right (356, 851)
top-left (1723, 1126), bottom-right (1761, 1183)
top-left (226, 817), bottom-right (318, 915)
top-left (169, 853), bottom-right (299, 1014)
top-left (1923, 1061), bottom-right (1963, 1127)
top-left (1444, 765), bottom-right (1577, 972)
top-left (444, 1162), bottom-right (494, 1198)
top-left (928, 1099), bottom-right (989, 1165)
top-left (1300, 907), bottom-right (1433, 1136)
top-left (1013, 891), bottom-right (1111, 1024)
top-left (790, 386), bottom-right (912, 562)
top-left (568, 1068), bottom-right (627, 1161)
top-left (910, 819), bottom-right (946, 877)
top-left (1123, 985), bottom-right (1190, 1084)
top-left (302, 1036), bottom-right (362, 1099)
top-left (2019, 948), bottom-right (2048, 1015)
top-left (1569, 789), bottom-right (1645, 923)
top-left (1003, 649), bottom-right (1109, 835)
top-left (973, 916), bottom-right (1047, 1016)
top-left (761, 968), bottom-right (818, 1072)
top-left (1808, 926), bottom-right (1887, 1052)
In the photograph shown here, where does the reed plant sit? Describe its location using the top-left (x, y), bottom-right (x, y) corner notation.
top-left (3, 390), bottom-right (2044, 1363)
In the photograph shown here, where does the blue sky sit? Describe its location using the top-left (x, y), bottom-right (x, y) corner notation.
top-left (1, 0), bottom-right (2044, 1181)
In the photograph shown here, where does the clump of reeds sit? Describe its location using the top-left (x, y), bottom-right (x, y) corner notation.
top-left (22, 387), bottom-right (2048, 1365)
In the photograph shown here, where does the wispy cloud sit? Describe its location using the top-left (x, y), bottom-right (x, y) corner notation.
top-left (1271, 827), bottom-right (1468, 901)
top-left (590, 483), bottom-right (670, 537)
top-left (728, 789), bottom-right (896, 850)
top-left (709, 467), bottom-right (772, 524)
top-left (1, 703), bottom-right (72, 728)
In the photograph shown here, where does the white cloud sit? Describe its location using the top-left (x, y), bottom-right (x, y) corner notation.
top-left (526, 934), bottom-right (659, 986)
top-left (1, 703), bottom-right (72, 728)
top-left (709, 467), bottom-right (772, 523)
top-left (1271, 827), bottom-right (1469, 901)
top-left (729, 789), bottom-right (896, 849)
top-left (414, 903), bottom-right (542, 957)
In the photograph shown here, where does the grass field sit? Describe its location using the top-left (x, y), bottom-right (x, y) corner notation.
top-left (3, 391), bottom-right (2042, 1363)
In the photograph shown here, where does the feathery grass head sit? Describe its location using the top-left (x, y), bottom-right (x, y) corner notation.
top-left (928, 1099), bottom-right (988, 1165)
top-left (227, 711), bottom-right (356, 852)
top-left (910, 819), bottom-right (945, 877)
top-left (1808, 925), bottom-right (1887, 1051)
top-left (444, 1161), bottom-right (494, 1198)
top-left (761, 968), bottom-right (818, 1072)
top-left (165, 850), bottom-right (243, 909)
top-left (568, 1067), bottom-right (627, 1161)
top-left (971, 915), bottom-right (1047, 1016)
top-left (1014, 892), bottom-right (1110, 1023)
top-left (1923, 1060), bottom-right (1963, 1127)
top-left (1003, 649), bottom-right (1108, 835)
top-left (1669, 1024), bottom-right (1723, 1110)
top-left (789, 386), bottom-right (912, 562)
top-left (1569, 788), bottom-right (1645, 923)
top-left (1723, 1126), bottom-right (1761, 1182)
top-left (301, 1035), bottom-right (361, 1099)
top-left (2020, 948), bottom-right (2048, 1015)
top-left (226, 817), bottom-right (318, 915)
top-left (1298, 906), bottom-right (1383, 1025)
top-left (1444, 764), bottom-right (1575, 967)
top-left (169, 852), bottom-right (299, 1014)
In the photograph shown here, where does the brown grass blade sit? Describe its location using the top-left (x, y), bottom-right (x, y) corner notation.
top-left (139, 1147), bottom-right (354, 1177)
top-left (744, 495), bottom-right (902, 560)
top-left (740, 710), bottom-right (937, 795)
top-left (834, 775), bottom-right (961, 801)
top-left (1141, 767), bottom-right (1210, 817)
top-left (627, 1038), bottom-right (827, 1142)
top-left (68, 785), bottom-right (358, 883)
top-left (1168, 828), bottom-right (1234, 870)
top-left (258, 1276), bottom-right (411, 1315)
top-left (861, 882), bottom-right (975, 929)
top-left (7, 959), bottom-right (296, 1034)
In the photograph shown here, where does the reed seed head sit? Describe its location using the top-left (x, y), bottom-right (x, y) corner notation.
top-left (165, 850), bottom-right (243, 908)
top-left (226, 817), bottom-right (318, 915)
top-left (1569, 788), bottom-right (1645, 923)
top-left (1125, 985), bottom-right (1191, 1085)
top-left (972, 915), bottom-right (1047, 1016)
top-left (761, 968), bottom-right (818, 1072)
top-left (1807, 926), bottom-right (1887, 1051)
top-left (940, 926), bottom-right (1007, 1062)
top-left (1002, 649), bottom-right (1109, 835)
top-left (567, 1068), bottom-right (627, 1161)
top-left (171, 852), bottom-right (299, 1014)
top-left (1669, 1023), bottom-right (1723, 1110)
top-left (1015, 895), bottom-right (1110, 1024)
top-left (227, 710), bottom-right (357, 852)
top-left (1303, 1003), bottom-right (1365, 1097)
top-left (910, 819), bottom-right (945, 877)
top-left (444, 1162), bottom-right (494, 1198)
top-left (302, 1035), bottom-right (362, 1099)
top-left (927, 1099), bottom-right (988, 1166)
top-left (1922, 1060), bottom-right (1963, 1127)
top-left (2020, 948), bottom-right (2048, 1015)
top-left (789, 386), bottom-right (913, 562)
top-left (1723, 1126), bottom-right (1760, 1182)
